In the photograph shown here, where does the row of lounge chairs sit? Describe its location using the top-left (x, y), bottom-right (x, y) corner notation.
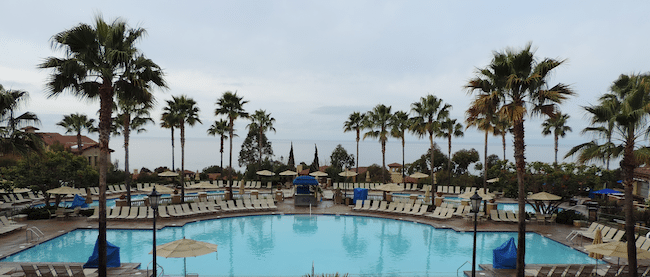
top-left (20, 264), bottom-right (86, 277)
top-left (1, 192), bottom-right (43, 205)
top-left (0, 215), bottom-right (26, 235)
top-left (89, 198), bottom-right (279, 221)
top-left (567, 222), bottom-right (626, 244)
top-left (490, 210), bottom-right (519, 223)
top-left (534, 264), bottom-right (597, 277)
top-left (333, 183), bottom-right (434, 192)
top-left (352, 200), bottom-right (429, 216)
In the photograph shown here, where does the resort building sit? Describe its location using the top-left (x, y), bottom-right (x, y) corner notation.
top-left (633, 165), bottom-right (650, 199)
top-left (23, 126), bottom-right (111, 170)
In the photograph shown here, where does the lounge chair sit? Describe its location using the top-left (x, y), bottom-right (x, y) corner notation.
top-left (352, 200), bottom-right (364, 211)
top-left (0, 216), bottom-right (25, 229)
top-left (181, 203), bottom-right (197, 216)
top-left (375, 201), bottom-right (388, 212)
top-left (368, 200), bottom-right (380, 211)
top-left (407, 203), bottom-right (422, 215)
top-left (265, 198), bottom-right (278, 210)
top-left (504, 211), bottom-right (519, 222)
top-left (37, 265), bottom-right (54, 277)
top-left (189, 203), bottom-right (206, 214)
top-left (399, 203), bottom-right (415, 215)
top-left (135, 207), bottom-right (147, 219)
top-left (156, 206), bottom-right (169, 219)
top-left (499, 210), bottom-right (516, 223)
top-left (239, 199), bottom-right (256, 211)
top-left (577, 264), bottom-right (595, 277)
top-left (87, 207), bottom-right (100, 220)
top-left (260, 199), bottom-right (273, 210)
top-left (454, 186), bottom-right (461, 194)
top-left (68, 265), bottom-right (85, 277)
top-left (361, 200), bottom-right (373, 211)
top-left (250, 199), bottom-right (264, 210)
top-left (389, 202), bottom-right (403, 213)
top-left (490, 210), bottom-right (504, 222)
top-left (431, 208), bottom-right (453, 219)
top-left (107, 207), bottom-right (120, 219)
top-left (535, 266), bottom-right (552, 277)
top-left (227, 200), bottom-right (243, 211)
top-left (549, 265), bottom-right (567, 277)
top-left (126, 207), bottom-right (139, 219)
top-left (427, 207), bottom-right (443, 218)
top-left (200, 202), bottom-right (219, 213)
top-left (641, 238), bottom-right (650, 251)
top-left (602, 228), bottom-right (620, 242)
top-left (52, 264), bottom-right (70, 277)
top-left (21, 265), bottom-right (39, 277)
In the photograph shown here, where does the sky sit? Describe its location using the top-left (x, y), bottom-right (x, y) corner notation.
top-left (1, 1), bottom-right (649, 173)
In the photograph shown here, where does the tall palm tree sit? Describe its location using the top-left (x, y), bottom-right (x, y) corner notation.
top-left (541, 112), bottom-right (572, 164)
top-left (363, 104), bottom-right (393, 183)
top-left (166, 95), bottom-right (201, 202)
top-left (579, 74), bottom-right (650, 276)
top-left (207, 119), bottom-right (229, 169)
top-left (390, 111), bottom-right (410, 184)
top-left (410, 95), bottom-right (451, 188)
top-left (565, 105), bottom-right (618, 170)
top-left (248, 110), bottom-right (276, 167)
top-left (472, 44), bottom-right (574, 276)
top-left (57, 113), bottom-right (96, 154)
top-left (113, 97), bottom-right (154, 205)
top-left (161, 108), bottom-right (181, 170)
top-left (215, 91), bottom-right (248, 196)
top-left (438, 118), bottom-right (464, 184)
top-left (39, 16), bottom-right (166, 277)
top-left (344, 112), bottom-right (365, 175)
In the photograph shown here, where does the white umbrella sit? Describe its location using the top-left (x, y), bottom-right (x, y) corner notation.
top-left (339, 170), bottom-right (358, 177)
top-left (46, 186), bottom-right (83, 195)
top-left (486, 178), bottom-right (499, 183)
top-left (309, 171), bottom-right (328, 177)
top-left (141, 184), bottom-right (175, 194)
top-left (527, 192), bottom-right (561, 201)
top-left (279, 170), bottom-right (298, 176)
top-left (150, 238), bottom-right (218, 276)
top-left (159, 171), bottom-right (179, 177)
top-left (256, 170), bottom-right (275, 176)
top-left (409, 172), bottom-right (429, 179)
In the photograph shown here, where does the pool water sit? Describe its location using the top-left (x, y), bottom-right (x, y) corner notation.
top-left (0, 215), bottom-right (595, 276)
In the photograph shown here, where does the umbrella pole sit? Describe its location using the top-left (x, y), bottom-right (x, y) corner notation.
top-left (184, 257), bottom-right (187, 277)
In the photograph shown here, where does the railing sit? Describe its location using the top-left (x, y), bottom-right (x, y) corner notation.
top-left (456, 260), bottom-right (470, 276)
top-left (147, 261), bottom-right (164, 277)
top-left (26, 226), bottom-right (44, 243)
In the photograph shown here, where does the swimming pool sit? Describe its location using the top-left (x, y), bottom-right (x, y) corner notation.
top-left (0, 215), bottom-right (595, 276)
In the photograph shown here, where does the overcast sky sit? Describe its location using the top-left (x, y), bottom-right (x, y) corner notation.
top-left (1, 1), bottom-right (649, 172)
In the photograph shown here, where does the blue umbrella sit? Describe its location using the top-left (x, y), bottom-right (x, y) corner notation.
top-left (292, 176), bottom-right (319, 186)
top-left (592, 188), bottom-right (623, 195)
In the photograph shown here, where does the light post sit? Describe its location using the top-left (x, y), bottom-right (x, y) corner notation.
top-left (470, 191), bottom-right (482, 277)
top-left (149, 188), bottom-right (161, 277)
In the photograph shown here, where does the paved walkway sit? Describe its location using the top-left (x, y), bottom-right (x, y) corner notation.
top-left (0, 191), bottom-right (618, 276)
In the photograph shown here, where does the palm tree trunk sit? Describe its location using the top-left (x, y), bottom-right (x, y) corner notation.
top-left (171, 127), bottom-right (175, 170)
top-left (356, 130), bottom-right (359, 174)
top-left (401, 138), bottom-right (405, 185)
top-left (381, 139), bottom-right (386, 183)
top-left (97, 82), bottom-right (113, 277)
top-left (123, 115), bottom-right (131, 206)
top-left (76, 132), bottom-right (82, 155)
top-left (502, 134), bottom-right (506, 162)
top-left (483, 130), bottom-right (488, 191)
top-left (429, 132), bottom-right (435, 188)
top-left (448, 134), bottom-right (452, 186)
top-left (228, 121), bottom-right (234, 196)
top-left (623, 131), bottom-right (638, 277)
top-left (513, 119), bottom-right (526, 277)
top-left (554, 135), bottom-right (558, 164)
top-left (220, 136), bottom-right (224, 169)
top-left (259, 129), bottom-right (263, 167)
top-left (180, 122), bottom-right (185, 203)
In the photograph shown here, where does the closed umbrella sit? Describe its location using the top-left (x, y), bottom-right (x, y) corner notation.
top-left (150, 238), bottom-right (218, 277)
top-left (409, 172), bottom-right (429, 179)
top-left (589, 229), bottom-right (603, 259)
top-left (46, 186), bottom-right (83, 195)
top-left (141, 184), bottom-right (175, 194)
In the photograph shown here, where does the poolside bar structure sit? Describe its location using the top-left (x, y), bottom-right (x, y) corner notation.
top-left (293, 176), bottom-right (319, 207)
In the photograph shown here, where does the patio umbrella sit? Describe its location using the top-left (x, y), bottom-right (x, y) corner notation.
top-left (589, 229), bottom-right (603, 259)
top-left (279, 170), bottom-right (298, 176)
top-left (339, 170), bottom-right (358, 177)
top-left (309, 171), bottom-right (328, 177)
top-left (141, 184), bottom-right (175, 194)
top-left (592, 188), bottom-right (623, 195)
top-left (584, 241), bottom-right (650, 264)
top-left (375, 183), bottom-right (404, 192)
top-left (527, 192), bottom-right (561, 201)
top-left (459, 190), bottom-right (494, 201)
top-left (409, 172), bottom-right (429, 179)
top-left (189, 183), bottom-right (221, 190)
top-left (256, 170), bottom-right (275, 177)
top-left (46, 186), bottom-right (83, 195)
top-left (150, 238), bottom-right (218, 277)
top-left (487, 178), bottom-right (500, 183)
top-left (159, 171), bottom-right (179, 177)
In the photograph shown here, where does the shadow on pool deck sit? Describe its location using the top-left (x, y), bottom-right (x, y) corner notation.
top-left (0, 194), bottom-right (626, 277)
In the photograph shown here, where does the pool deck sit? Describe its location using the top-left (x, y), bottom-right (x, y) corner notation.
top-left (0, 190), bottom-right (635, 276)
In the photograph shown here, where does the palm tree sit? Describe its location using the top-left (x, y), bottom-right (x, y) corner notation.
top-left (565, 105), bottom-right (618, 170)
top-left (390, 111), bottom-right (410, 184)
top-left (578, 74), bottom-right (650, 276)
top-left (0, 84), bottom-right (42, 155)
top-left (410, 95), bottom-right (451, 188)
top-left (57, 113), bottom-right (97, 154)
top-left (471, 44), bottom-right (574, 276)
top-left (39, 16), bottom-right (166, 277)
top-left (363, 104), bottom-right (393, 183)
top-left (161, 107), bottom-right (181, 170)
top-left (438, 118), bottom-right (464, 184)
top-left (541, 112), bottom-right (572, 164)
top-left (166, 95), bottom-right (201, 202)
top-left (113, 97), bottom-right (154, 205)
top-left (207, 119), bottom-right (229, 169)
top-left (248, 110), bottom-right (276, 167)
top-left (215, 91), bottom-right (249, 196)
top-left (344, 112), bottom-right (365, 176)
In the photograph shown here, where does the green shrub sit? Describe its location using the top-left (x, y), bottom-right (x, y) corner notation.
top-left (556, 209), bottom-right (586, 225)
top-left (20, 206), bottom-right (56, 220)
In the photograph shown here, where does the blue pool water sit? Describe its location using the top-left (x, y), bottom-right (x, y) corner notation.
top-left (0, 215), bottom-right (595, 276)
